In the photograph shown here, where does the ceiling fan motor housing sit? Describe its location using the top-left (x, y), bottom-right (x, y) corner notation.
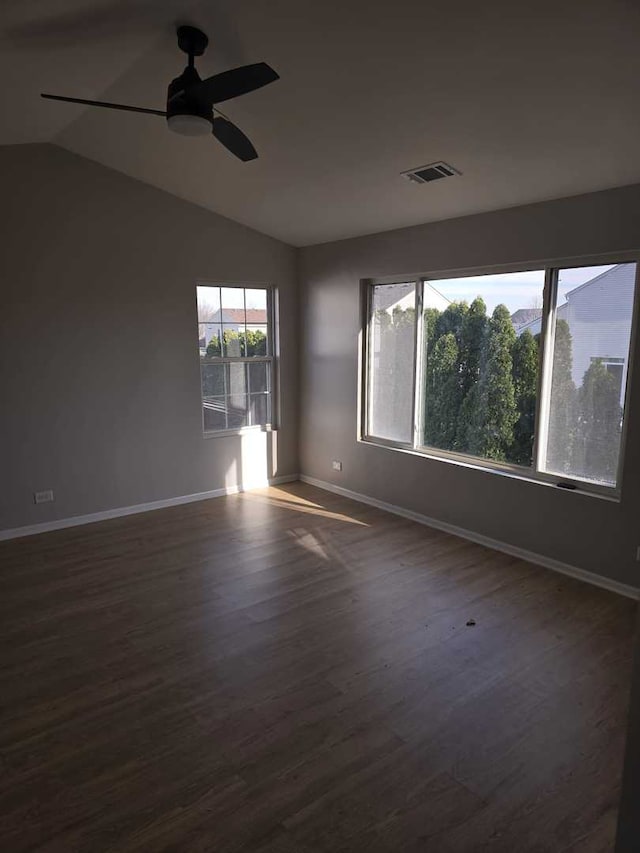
top-left (166, 69), bottom-right (212, 136)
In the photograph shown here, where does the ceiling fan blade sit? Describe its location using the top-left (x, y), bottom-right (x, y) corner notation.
top-left (188, 63), bottom-right (279, 106)
top-left (41, 94), bottom-right (166, 117)
top-left (212, 117), bottom-right (258, 162)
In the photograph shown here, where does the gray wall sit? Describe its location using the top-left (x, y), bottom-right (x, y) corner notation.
top-left (0, 144), bottom-right (298, 532)
top-left (299, 185), bottom-right (640, 588)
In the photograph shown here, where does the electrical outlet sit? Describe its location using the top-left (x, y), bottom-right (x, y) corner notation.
top-left (34, 489), bottom-right (54, 505)
top-left (332, 460), bottom-right (342, 471)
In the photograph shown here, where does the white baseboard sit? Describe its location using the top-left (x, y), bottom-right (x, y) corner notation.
top-left (0, 474), bottom-right (299, 542)
top-left (300, 474), bottom-right (640, 601)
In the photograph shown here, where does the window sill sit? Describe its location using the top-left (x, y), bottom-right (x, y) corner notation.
top-left (359, 436), bottom-right (621, 503)
top-left (204, 425), bottom-right (276, 440)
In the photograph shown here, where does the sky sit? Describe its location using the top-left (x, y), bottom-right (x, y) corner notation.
top-left (197, 285), bottom-right (267, 320)
top-left (429, 265), bottom-right (615, 313)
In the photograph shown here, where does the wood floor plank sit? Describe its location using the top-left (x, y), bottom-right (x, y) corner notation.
top-left (0, 482), bottom-right (635, 852)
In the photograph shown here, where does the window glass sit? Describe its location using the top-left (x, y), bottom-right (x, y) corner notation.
top-left (421, 270), bottom-right (545, 466)
top-left (543, 263), bottom-right (636, 486)
top-left (368, 283), bottom-right (416, 443)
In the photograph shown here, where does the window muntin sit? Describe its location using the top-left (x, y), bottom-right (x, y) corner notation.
top-left (197, 284), bottom-right (274, 433)
top-left (363, 262), bottom-right (638, 494)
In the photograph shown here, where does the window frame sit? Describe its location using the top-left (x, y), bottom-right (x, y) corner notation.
top-left (360, 253), bottom-right (640, 499)
top-left (197, 280), bottom-right (277, 438)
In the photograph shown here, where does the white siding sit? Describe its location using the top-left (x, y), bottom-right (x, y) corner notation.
top-left (563, 264), bottom-right (636, 402)
top-left (516, 264), bottom-right (637, 402)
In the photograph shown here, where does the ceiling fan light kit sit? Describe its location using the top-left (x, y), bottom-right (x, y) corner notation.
top-left (41, 25), bottom-right (279, 161)
top-left (167, 113), bottom-right (211, 136)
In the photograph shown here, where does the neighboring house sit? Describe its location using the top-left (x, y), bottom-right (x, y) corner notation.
top-left (424, 282), bottom-right (451, 311)
top-left (515, 264), bottom-right (636, 401)
top-left (510, 307), bottom-right (542, 332)
top-left (199, 308), bottom-right (268, 349)
top-left (376, 281), bottom-right (451, 314)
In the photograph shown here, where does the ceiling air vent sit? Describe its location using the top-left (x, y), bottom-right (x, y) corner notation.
top-left (402, 161), bottom-right (461, 184)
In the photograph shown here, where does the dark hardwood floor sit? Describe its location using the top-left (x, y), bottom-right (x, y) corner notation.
top-left (0, 482), bottom-right (636, 852)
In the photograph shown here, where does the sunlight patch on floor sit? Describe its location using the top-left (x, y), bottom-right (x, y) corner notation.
top-left (286, 528), bottom-right (331, 560)
top-left (242, 489), bottom-right (369, 526)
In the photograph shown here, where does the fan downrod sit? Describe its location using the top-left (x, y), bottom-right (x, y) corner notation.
top-left (177, 25), bottom-right (208, 58)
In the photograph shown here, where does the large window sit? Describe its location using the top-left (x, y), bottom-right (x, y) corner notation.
top-left (363, 261), bottom-right (638, 494)
top-left (197, 284), bottom-right (274, 434)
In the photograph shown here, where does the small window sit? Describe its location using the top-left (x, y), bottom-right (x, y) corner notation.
top-left (363, 261), bottom-right (638, 495)
top-left (196, 284), bottom-right (274, 434)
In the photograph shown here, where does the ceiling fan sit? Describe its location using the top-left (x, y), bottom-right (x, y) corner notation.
top-left (41, 26), bottom-right (279, 162)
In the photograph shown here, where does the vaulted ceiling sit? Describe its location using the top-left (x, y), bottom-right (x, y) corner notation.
top-left (2, 0), bottom-right (640, 246)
